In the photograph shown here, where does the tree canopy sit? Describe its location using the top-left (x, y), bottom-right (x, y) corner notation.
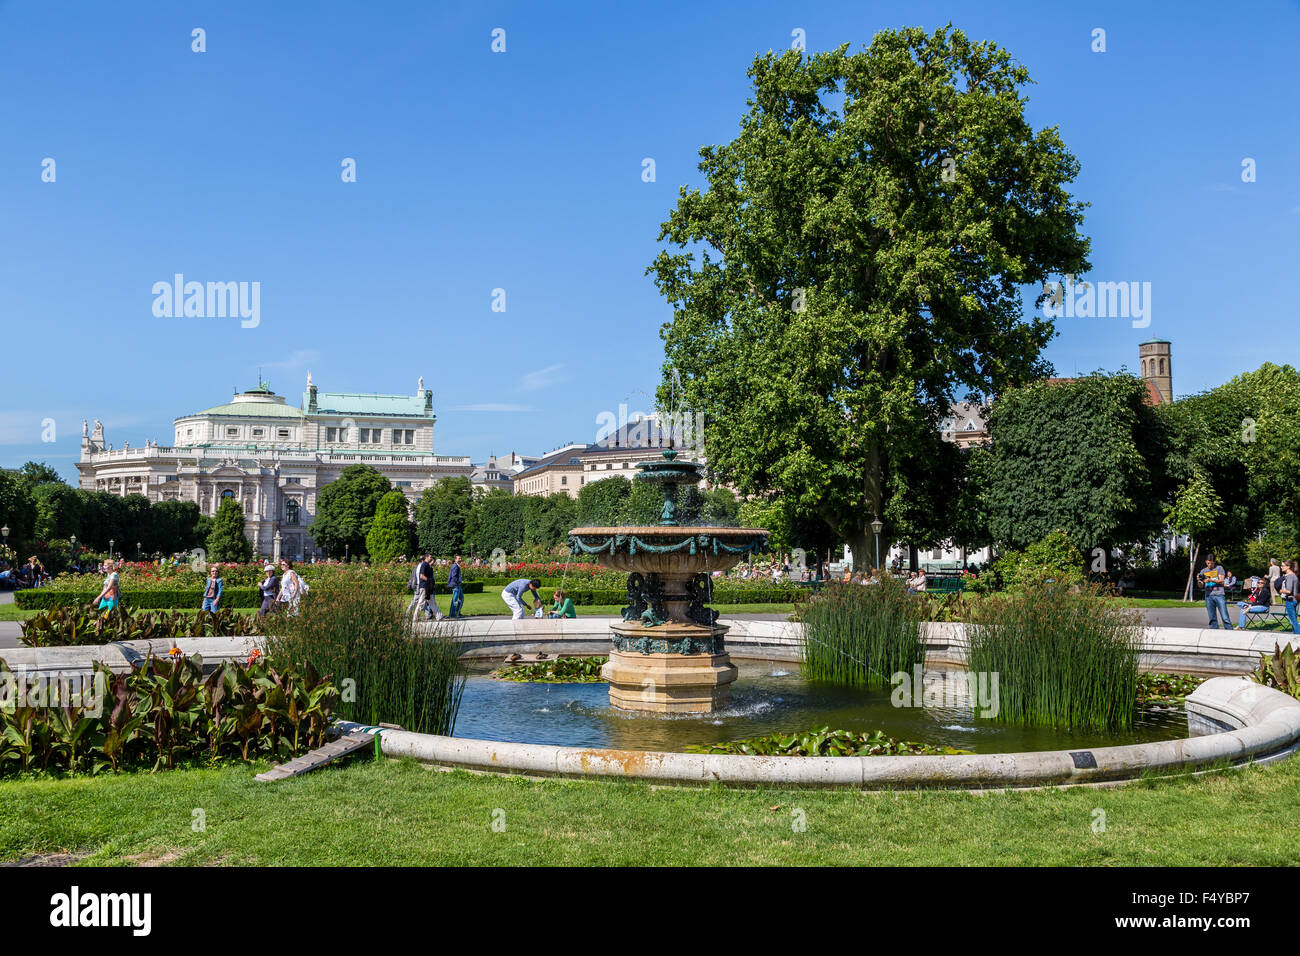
top-left (650, 27), bottom-right (1090, 567)
top-left (308, 464), bottom-right (392, 557)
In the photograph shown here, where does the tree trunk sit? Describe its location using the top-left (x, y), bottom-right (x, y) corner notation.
top-left (847, 525), bottom-right (871, 572)
top-left (1182, 540), bottom-right (1199, 602)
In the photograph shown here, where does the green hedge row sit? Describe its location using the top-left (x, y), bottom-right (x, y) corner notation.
top-left (13, 581), bottom-right (483, 609)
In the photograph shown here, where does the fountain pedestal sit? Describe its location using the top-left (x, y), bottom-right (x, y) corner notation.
top-left (603, 622), bottom-right (738, 713)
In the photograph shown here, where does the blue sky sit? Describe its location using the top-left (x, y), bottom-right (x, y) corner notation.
top-left (2, 0), bottom-right (1297, 481)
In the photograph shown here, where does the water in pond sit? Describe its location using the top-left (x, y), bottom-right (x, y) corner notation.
top-left (453, 660), bottom-right (1191, 754)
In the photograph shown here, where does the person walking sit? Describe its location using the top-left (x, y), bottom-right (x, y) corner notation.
top-left (1267, 558), bottom-right (1283, 604)
top-left (275, 559), bottom-right (303, 615)
top-left (257, 564), bottom-right (280, 618)
top-left (412, 553), bottom-right (443, 622)
top-left (1278, 560), bottom-right (1300, 635)
top-left (201, 564), bottom-right (224, 613)
top-left (1197, 554), bottom-right (1232, 629)
top-left (93, 559), bottom-right (121, 613)
top-left (448, 554), bottom-right (465, 618)
top-left (501, 577), bottom-right (541, 619)
top-left (1235, 577), bottom-right (1272, 629)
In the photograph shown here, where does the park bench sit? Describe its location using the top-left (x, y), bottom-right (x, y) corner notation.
top-left (926, 576), bottom-right (965, 595)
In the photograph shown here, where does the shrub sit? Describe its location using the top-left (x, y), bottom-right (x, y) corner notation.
top-left (264, 586), bottom-right (465, 735)
top-left (796, 579), bottom-right (924, 688)
top-left (966, 585), bottom-right (1143, 731)
top-left (206, 498), bottom-right (254, 563)
top-left (992, 530), bottom-right (1085, 593)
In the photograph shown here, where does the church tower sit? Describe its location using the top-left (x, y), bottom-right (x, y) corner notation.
top-left (1139, 339), bottom-right (1172, 404)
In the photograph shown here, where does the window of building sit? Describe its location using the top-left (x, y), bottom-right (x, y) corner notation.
top-left (395, 481), bottom-right (412, 488)
top-left (252, 428), bottom-right (264, 437)
top-left (277, 428), bottom-right (290, 439)
top-left (285, 477), bottom-right (300, 484)
top-left (561, 476), bottom-right (568, 485)
top-left (285, 500), bottom-right (300, 525)
top-left (326, 427), bottom-right (337, 442)
top-left (226, 427), bottom-right (239, 437)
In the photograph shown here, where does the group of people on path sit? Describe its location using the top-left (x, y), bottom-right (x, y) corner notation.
top-left (1198, 554), bottom-right (1299, 633)
top-left (408, 553), bottom-right (467, 622)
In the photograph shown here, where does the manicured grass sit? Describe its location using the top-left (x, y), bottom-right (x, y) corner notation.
top-left (2, 754), bottom-right (1297, 865)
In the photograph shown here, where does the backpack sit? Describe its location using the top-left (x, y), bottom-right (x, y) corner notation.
top-left (408, 563), bottom-right (421, 592)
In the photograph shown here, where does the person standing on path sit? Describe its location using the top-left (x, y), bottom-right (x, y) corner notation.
top-left (257, 564), bottom-right (280, 618)
top-left (501, 578), bottom-right (541, 619)
top-left (1268, 558), bottom-right (1282, 604)
top-left (448, 554), bottom-right (465, 618)
top-left (1278, 560), bottom-right (1300, 634)
top-left (201, 564), bottom-right (224, 613)
top-left (1198, 554), bottom-right (1232, 629)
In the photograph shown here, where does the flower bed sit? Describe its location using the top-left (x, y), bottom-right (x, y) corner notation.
top-left (19, 606), bottom-right (262, 647)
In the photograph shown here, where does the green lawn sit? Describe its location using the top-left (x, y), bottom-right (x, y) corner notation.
top-left (2, 754), bottom-right (1297, 865)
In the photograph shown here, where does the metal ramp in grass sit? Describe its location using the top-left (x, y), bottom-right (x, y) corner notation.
top-left (255, 724), bottom-right (402, 782)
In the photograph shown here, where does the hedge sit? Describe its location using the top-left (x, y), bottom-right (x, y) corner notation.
top-left (13, 581), bottom-right (482, 610)
top-left (532, 588), bottom-right (799, 606)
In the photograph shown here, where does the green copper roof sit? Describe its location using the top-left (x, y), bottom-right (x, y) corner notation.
top-left (1139, 338), bottom-right (1171, 345)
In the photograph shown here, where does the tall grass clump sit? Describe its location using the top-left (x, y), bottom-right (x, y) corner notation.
top-left (264, 586), bottom-right (465, 736)
top-left (797, 579), bottom-right (924, 688)
top-left (966, 585), bottom-right (1143, 732)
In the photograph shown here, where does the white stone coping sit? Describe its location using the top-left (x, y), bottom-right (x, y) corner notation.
top-left (339, 677), bottom-right (1300, 790)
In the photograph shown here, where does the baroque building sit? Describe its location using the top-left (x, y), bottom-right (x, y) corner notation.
top-left (76, 374), bottom-right (472, 560)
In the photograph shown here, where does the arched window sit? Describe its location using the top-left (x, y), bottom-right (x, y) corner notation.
top-left (1158, 358), bottom-right (1165, 374)
top-left (286, 499), bottom-right (300, 525)
top-left (221, 489), bottom-right (235, 500)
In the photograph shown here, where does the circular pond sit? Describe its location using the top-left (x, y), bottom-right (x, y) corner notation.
top-left (453, 659), bottom-right (1189, 754)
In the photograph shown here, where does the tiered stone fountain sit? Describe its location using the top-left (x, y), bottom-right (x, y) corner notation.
top-left (567, 450), bottom-right (768, 713)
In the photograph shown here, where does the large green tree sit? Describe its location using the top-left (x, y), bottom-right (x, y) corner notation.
top-left (33, 482), bottom-right (84, 542)
top-left (985, 374), bottom-right (1169, 554)
top-left (18, 461), bottom-right (63, 487)
top-left (576, 476), bottom-right (631, 527)
top-left (0, 470), bottom-right (36, 553)
top-left (365, 491), bottom-right (415, 562)
top-left (466, 488), bottom-right (526, 557)
top-left (308, 465), bottom-right (392, 558)
top-left (206, 498), bottom-right (254, 563)
top-left (522, 493), bottom-right (580, 549)
top-left (650, 28), bottom-right (1090, 568)
top-left (416, 477), bottom-right (474, 556)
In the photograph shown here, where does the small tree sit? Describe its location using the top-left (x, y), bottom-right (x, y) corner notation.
top-left (1165, 471), bottom-right (1224, 601)
top-left (207, 498), bottom-right (254, 563)
top-left (366, 491), bottom-right (415, 562)
top-left (308, 464), bottom-right (392, 558)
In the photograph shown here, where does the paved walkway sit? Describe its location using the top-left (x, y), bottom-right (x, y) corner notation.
top-left (0, 598), bottom-right (1289, 652)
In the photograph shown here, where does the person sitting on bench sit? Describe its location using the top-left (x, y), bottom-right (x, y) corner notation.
top-left (1236, 577), bottom-right (1273, 629)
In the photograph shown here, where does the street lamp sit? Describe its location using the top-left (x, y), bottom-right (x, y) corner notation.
top-left (1, 525), bottom-right (8, 551)
top-left (870, 516), bottom-right (884, 572)
top-left (109, 539), bottom-right (115, 559)
top-left (70, 535), bottom-right (76, 568)
top-left (136, 542), bottom-right (141, 560)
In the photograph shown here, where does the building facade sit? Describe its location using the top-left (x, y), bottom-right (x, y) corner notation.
top-left (76, 375), bottom-right (472, 559)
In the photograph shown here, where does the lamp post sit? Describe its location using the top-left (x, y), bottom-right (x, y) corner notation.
top-left (1, 525), bottom-right (8, 553)
top-left (70, 535), bottom-right (76, 569)
top-left (109, 539), bottom-right (115, 559)
top-left (870, 516), bottom-right (884, 572)
top-left (136, 542), bottom-right (141, 561)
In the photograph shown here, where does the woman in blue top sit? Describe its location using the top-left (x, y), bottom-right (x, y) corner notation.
top-left (201, 564), bottom-right (224, 613)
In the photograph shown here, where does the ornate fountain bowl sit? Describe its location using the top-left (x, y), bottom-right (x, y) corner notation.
top-left (566, 526), bottom-right (769, 577)
top-left (567, 524), bottom-right (769, 713)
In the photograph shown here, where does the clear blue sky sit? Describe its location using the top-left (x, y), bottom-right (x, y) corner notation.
top-left (2, 0), bottom-right (1297, 481)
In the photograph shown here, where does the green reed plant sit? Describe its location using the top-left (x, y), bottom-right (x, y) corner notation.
top-left (965, 585), bottom-right (1143, 732)
top-left (263, 586), bottom-right (465, 736)
top-left (796, 579), bottom-right (924, 688)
